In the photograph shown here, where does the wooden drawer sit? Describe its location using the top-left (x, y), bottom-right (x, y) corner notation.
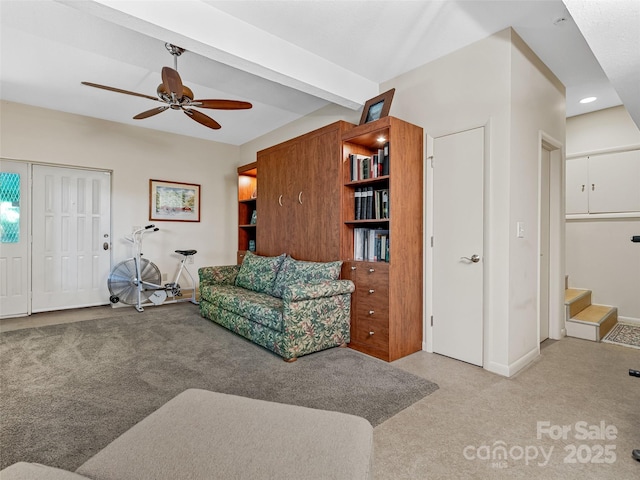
top-left (352, 315), bottom-right (389, 351)
top-left (355, 295), bottom-right (389, 319)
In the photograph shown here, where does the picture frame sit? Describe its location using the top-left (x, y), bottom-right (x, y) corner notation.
top-left (359, 88), bottom-right (395, 125)
top-left (149, 179), bottom-right (201, 222)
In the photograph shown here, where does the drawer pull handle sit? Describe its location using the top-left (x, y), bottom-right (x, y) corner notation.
top-left (369, 268), bottom-right (375, 273)
top-left (368, 289), bottom-right (375, 294)
top-left (369, 331), bottom-right (375, 336)
top-left (369, 310), bottom-right (375, 315)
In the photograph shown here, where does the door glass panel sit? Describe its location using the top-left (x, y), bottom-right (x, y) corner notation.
top-left (0, 172), bottom-right (21, 243)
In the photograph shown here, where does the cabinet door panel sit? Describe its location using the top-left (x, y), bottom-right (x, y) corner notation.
top-left (566, 157), bottom-right (589, 214)
top-left (292, 131), bottom-right (342, 261)
top-left (257, 145), bottom-right (297, 256)
top-left (588, 150), bottom-right (640, 213)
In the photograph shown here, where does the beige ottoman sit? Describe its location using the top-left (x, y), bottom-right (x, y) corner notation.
top-left (76, 389), bottom-right (373, 480)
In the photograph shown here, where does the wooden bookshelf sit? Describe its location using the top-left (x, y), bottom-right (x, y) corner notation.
top-left (237, 162), bottom-right (257, 263)
top-left (340, 116), bottom-right (424, 362)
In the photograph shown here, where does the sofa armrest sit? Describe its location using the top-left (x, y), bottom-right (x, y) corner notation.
top-left (198, 265), bottom-right (240, 288)
top-left (282, 280), bottom-right (355, 302)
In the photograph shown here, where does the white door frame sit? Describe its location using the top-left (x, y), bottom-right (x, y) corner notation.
top-left (424, 121), bottom-right (491, 357)
top-left (0, 158), bottom-right (112, 317)
top-left (0, 159), bottom-right (32, 318)
top-left (538, 132), bottom-right (565, 341)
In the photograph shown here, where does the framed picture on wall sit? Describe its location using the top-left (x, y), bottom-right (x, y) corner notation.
top-left (149, 179), bottom-right (201, 222)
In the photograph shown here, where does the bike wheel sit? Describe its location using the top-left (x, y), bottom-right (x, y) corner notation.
top-left (107, 258), bottom-right (161, 305)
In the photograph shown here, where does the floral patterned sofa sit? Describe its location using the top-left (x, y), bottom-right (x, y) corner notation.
top-left (198, 252), bottom-right (355, 361)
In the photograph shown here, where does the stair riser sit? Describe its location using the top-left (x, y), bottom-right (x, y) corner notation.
top-left (598, 310), bottom-right (618, 340)
top-left (569, 292), bottom-right (592, 318)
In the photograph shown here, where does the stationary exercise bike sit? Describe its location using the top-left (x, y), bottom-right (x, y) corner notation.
top-left (107, 224), bottom-right (198, 312)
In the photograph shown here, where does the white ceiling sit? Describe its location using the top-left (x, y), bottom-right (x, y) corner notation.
top-left (1, 0), bottom-right (638, 145)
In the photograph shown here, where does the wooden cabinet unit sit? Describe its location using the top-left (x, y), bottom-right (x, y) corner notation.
top-left (238, 116), bottom-right (424, 362)
top-left (341, 117), bottom-right (424, 361)
top-left (256, 121), bottom-right (354, 262)
top-left (237, 162), bottom-right (257, 263)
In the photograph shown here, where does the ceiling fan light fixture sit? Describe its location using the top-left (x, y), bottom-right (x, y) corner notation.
top-left (81, 42), bottom-right (252, 131)
top-left (157, 83), bottom-right (194, 103)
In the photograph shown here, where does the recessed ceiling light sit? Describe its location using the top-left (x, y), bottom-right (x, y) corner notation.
top-left (580, 97), bottom-right (597, 104)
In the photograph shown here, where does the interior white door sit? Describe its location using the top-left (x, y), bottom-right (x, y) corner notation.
top-left (539, 147), bottom-right (550, 342)
top-left (0, 160), bottom-right (30, 318)
top-left (432, 127), bottom-right (484, 366)
top-left (32, 165), bottom-right (111, 312)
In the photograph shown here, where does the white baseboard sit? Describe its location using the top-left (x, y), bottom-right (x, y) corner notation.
top-left (618, 316), bottom-right (640, 326)
top-left (485, 346), bottom-right (539, 377)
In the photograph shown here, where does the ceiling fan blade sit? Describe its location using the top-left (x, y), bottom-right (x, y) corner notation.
top-left (133, 106), bottom-right (169, 119)
top-left (184, 109), bottom-right (221, 130)
top-left (81, 81), bottom-right (159, 101)
top-left (192, 99), bottom-right (253, 110)
top-left (162, 66), bottom-right (183, 98)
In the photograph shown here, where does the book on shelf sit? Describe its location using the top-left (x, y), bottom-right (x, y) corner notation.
top-left (353, 228), bottom-right (390, 262)
top-left (382, 142), bottom-right (390, 176)
top-left (348, 143), bottom-right (389, 182)
top-left (353, 188), bottom-right (389, 220)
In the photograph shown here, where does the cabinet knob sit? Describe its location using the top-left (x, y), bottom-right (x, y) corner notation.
top-left (351, 266), bottom-right (357, 271)
top-left (368, 289), bottom-right (375, 294)
top-left (368, 268), bottom-right (375, 273)
top-left (369, 331), bottom-right (375, 336)
top-left (369, 310), bottom-right (375, 315)
top-left (278, 194), bottom-right (283, 206)
top-left (298, 191), bottom-right (303, 204)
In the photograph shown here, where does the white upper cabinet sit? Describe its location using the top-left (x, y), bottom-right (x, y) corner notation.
top-left (566, 149), bottom-right (640, 215)
top-left (566, 157), bottom-right (589, 214)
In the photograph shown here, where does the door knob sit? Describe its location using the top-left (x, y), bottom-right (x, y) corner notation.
top-left (460, 254), bottom-right (480, 263)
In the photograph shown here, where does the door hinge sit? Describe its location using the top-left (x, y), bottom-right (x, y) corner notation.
top-left (430, 315), bottom-right (434, 327)
top-left (428, 155), bottom-right (434, 168)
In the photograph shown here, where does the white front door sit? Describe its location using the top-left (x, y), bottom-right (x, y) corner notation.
top-left (0, 160), bottom-right (30, 318)
top-left (432, 127), bottom-right (484, 366)
top-left (31, 165), bottom-right (111, 312)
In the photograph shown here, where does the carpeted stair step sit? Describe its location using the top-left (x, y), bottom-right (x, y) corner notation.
top-left (564, 288), bottom-right (592, 318)
top-left (566, 304), bottom-right (618, 342)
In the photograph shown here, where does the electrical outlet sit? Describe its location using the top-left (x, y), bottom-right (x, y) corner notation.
top-left (162, 273), bottom-right (167, 281)
top-left (187, 256), bottom-right (194, 264)
top-left (132, 225), bottom-right (141, 233)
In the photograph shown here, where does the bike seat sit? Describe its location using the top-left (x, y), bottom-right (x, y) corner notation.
top-left (175, 249), bottom-right (197, 256)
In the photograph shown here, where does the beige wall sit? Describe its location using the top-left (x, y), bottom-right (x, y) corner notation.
top-left (0, 100), bottom-right (241, 279)
top-left (381, 28), bottom-right (565, 375)
top-left (566, 106), bottom-right (640, 321)
top-left (237, 28), bottom-right (567, 376)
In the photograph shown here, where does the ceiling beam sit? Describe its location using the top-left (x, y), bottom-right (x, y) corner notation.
top-left (58, 0), bottom-right (378, 110)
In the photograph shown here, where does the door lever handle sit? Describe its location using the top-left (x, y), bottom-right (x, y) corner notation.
top-left (460, 254), bottom-right (480, 263)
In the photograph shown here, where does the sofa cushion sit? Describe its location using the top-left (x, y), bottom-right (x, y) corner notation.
top-left (0, 462), bottom-right (91, 480)
top-left (76, 389), bottom-right (373, 480)
top-left (272, 256), bottom-right (343, 298)
top-left (203, 285), bottom-right (284, 332)
top-left (235, 252), bottom-right (285, 296)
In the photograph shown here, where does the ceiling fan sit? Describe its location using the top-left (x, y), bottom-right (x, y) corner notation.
top-left (81, 43), bottom-right (252, 130)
